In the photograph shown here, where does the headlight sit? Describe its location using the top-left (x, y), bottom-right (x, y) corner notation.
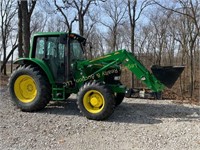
top-left (114, 76), bottom-right (120, 80)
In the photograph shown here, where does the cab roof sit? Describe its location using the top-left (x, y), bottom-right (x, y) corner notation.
top-left (33, 32), bottom-right (86, 43)
top-left (33, 32), bottom-right (66, 36)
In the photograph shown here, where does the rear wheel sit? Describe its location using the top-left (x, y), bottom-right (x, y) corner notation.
top-left (9, 65), bottom-right (51, 111)
top-left (77, 81), bottom-right (115, 120)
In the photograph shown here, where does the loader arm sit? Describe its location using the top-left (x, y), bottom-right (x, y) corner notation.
top-left (78, 49), bottom-right (165, 92)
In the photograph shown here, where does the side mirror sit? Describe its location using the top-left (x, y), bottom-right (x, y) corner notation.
top-left (59, 34), bottom-right (68, 44)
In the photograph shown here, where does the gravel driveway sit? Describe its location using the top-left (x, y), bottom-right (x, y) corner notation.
top-left (0, 87), bottom-right (200, 150)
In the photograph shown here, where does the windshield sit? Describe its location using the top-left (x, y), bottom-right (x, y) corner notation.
top-left (70, 39), bottom-right (85, 61)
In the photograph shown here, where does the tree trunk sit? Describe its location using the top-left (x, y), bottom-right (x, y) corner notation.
top-left (189, 50), bottom-right (194, 98)
top-left (130, 26), bottom-right (135, 54)
top-left (21, 1), bottom-right (30, 57)
top-left (130, 26), bottom-right (135, 88)
top-left (79, 14), bottom-right (84, 36)
top-left (3, 44), bottom-right (6, 75)
top-left (23, 17), bottom-right (31, 57)
top-left (18, 2), bottom-right (23, 57)
top-left (113, 26), bottom-right (117, 51)
top-left (189, 42), bottom-right (195, 98)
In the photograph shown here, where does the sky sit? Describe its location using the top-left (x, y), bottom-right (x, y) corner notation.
top-left (0, 0), bottom-right (155, 61)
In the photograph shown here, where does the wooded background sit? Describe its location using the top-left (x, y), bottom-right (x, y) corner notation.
top-left (0, 0), bottom-right (199, 102)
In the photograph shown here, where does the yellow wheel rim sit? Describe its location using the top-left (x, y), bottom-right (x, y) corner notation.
top-left (83, 90), bottom-right (105, 114)
top-left (14, 75), bottom-right (37, 103)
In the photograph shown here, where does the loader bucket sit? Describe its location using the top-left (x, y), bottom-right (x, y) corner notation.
top-left (151, 65), bottom-right (185, 88)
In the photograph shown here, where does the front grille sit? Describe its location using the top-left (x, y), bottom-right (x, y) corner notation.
top-left (104, 69), bottom-right (121, 84)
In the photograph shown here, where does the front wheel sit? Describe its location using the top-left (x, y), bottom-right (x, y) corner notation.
top-left (115, 93), bottom-right (125, 106)
top-left (77, 81), bottom-right (115, 120)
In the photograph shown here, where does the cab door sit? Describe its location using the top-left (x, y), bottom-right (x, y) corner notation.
top-left (35, 36), bottom-right (65, 83)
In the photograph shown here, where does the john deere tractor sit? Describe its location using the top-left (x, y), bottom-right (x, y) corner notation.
top-left (9, 32), bottom-right (184, 120)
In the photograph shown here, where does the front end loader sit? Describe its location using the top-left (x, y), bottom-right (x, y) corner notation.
top-left (8, 32), bottom-right (184, 120)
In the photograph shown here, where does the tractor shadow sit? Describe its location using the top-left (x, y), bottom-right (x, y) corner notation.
top-left (40, 98), bottom-right (81, 116)
top-left (41, 98), bottom-right (200, 124)
top-left (108, 101), bottom-right (200, 124)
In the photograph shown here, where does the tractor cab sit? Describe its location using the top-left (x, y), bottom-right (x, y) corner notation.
top-left (32, 32), bottom-right (86, 83)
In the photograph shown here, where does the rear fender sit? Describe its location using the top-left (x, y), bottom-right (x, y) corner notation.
top-left (14, 58), bottom-right (55, 84)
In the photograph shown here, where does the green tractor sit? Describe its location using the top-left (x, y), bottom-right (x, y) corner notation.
top-left (8, 32), bottom-right (184, 120)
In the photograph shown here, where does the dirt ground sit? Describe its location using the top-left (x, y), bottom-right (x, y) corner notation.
top-left (0, 75), bottom-right (9, 87)
top-left (0, 85), bottom-right (200, 150)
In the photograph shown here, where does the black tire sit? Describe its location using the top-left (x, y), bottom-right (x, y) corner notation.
top-left (65, 94), bottom-right (71, 99)
top-left (115, 93), bottom-right (125, 106)
top-left (154, 92), bottom-right (162, 100)
top-left (9, 65), bottom-right (51, 111)
top-left (77, 81), bottom-right (115, 120)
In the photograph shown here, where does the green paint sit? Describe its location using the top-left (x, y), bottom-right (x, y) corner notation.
top-left (14, 58), bottom-right (55, 84)
top-left (15, 32), bottom-right (167, 100)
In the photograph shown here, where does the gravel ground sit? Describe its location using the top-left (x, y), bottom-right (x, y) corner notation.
top-left (0, 86), bottom-right (200, 150)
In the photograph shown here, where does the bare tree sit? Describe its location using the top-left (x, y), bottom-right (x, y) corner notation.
top-left (84, 8), bottom-right (100, 39)
top-left (53, 0), bottom-right (104, 35)
top-left (46, 15), bottom-right (68, 32)
top-left (66, 0), bottom-right (99, 36)
top-left (154, 0), bottom-right (200, 98)
top-left (85, 26), bottom-right (107, 59)
top-left (0, 0), bottom-right (17, 75)
top-left (126, 0), bottom-right (152, 88)
top-left (101, 0), bottom-right (127, 51)
top-left (53, 0), bottom-right (77, 32)
top-left (127, 0), bottom-right (152, 54)
top-left (18, 0), bottom-right (37, 57)
top-left (30, 11), bottom-right (48, 33)
top-left (18, 1), bottom-right (23, 57)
